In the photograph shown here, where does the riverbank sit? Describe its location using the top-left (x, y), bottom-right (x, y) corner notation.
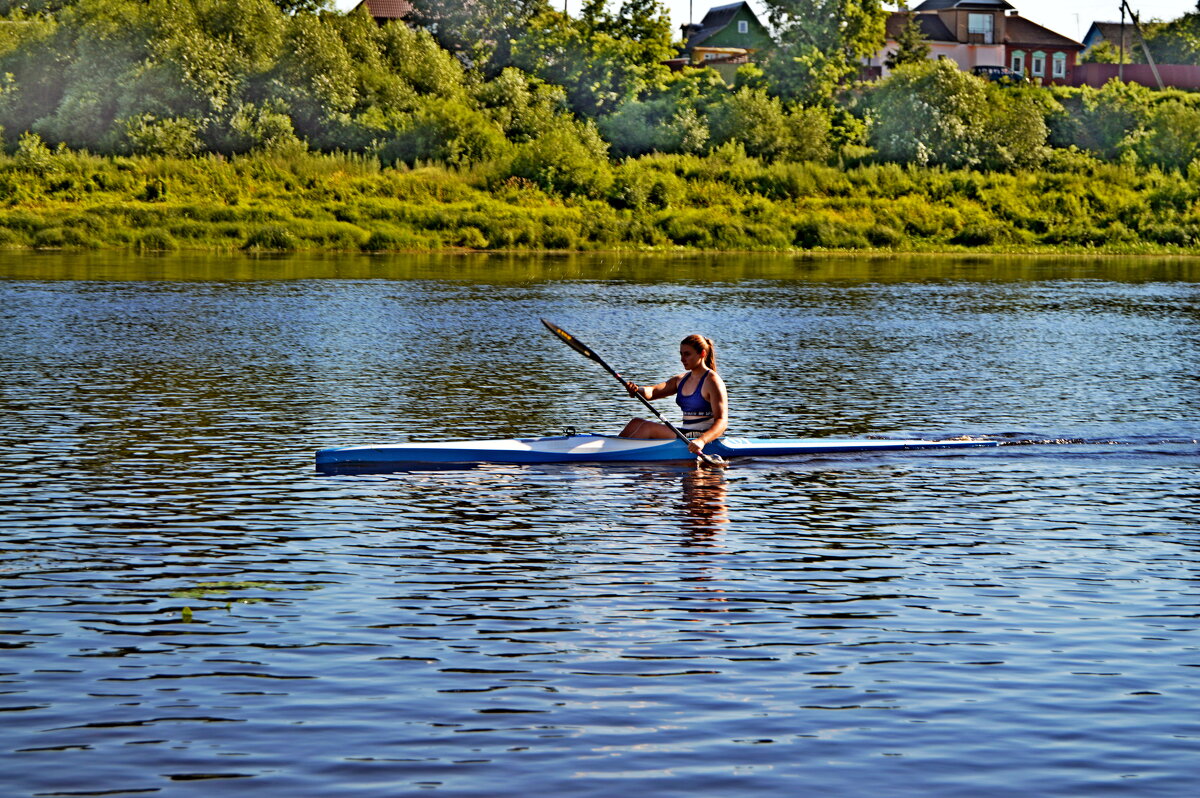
top-left (4, 147), bottom-right (1200, 255)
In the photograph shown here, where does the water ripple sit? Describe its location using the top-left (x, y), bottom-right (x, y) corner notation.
top-left (1, 265), bottom-right (1198, 797)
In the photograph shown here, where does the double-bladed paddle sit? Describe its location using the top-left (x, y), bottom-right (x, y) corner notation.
top-left (540, 318), bottom-right (724, 468)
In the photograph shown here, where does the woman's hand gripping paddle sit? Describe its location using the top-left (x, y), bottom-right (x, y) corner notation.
top-left (540, 318), bottom-right (725, 469)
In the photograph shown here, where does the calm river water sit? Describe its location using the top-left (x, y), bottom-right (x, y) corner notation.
top-left (1, 252), bottom-right (1198, 797)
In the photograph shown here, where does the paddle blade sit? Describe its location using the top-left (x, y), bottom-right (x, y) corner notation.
top-left (541, 318), bottom-right (601, 364)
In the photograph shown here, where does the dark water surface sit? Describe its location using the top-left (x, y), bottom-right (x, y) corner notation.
top-left (2, 253), bottom-right (1198, 797)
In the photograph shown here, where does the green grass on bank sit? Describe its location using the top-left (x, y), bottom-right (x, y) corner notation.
top-left (3, 146), bottom-right (1200, 255)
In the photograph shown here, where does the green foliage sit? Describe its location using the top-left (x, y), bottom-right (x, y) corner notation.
top-left (1081, 40), bottom-right (1129, 65)
top-left (226, 100), bottom-right (302, 153)
top-left (708, 88), bottom-right (832, 162)
top-left (381, 98), bottom-right (509, 167)
top-left (761, 0), bottom-right (888, 105)
top-left (868, 60), bottom-right (1047, 170)
top-left (473, 68), bottom-right (565, 143)
top-left (512, 2), bottom-right (674, 117)
top-left (14, 130), bottom-right (54, 173)
top-left (242, 224), bottom-right (296, 251)
top-left (1142, 9), bottom-right (1200, 65)
top-left (1133, 100), bottom-right (1200, 171)
top-left (270, 11), bottom-right (358, 142)
top-left (507, 118), bottom-right (612, 198)
top-left (601, 96), bottom-right (709, 158)
top-left (1077, 79), bottom-right (1154, 159)
top-left (134, 227), bottom-right (179, 251)
top-left (407, 0), bottom-right (548, 76)
top-left (122, 113), bottom-right (202, 157)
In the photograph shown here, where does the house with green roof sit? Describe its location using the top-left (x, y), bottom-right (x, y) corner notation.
top-left (675, 2), bottom-right (773, 83)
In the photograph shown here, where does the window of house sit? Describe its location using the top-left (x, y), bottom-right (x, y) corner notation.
top-left (1011, 50), bottom-right (1026, 75)
top-left (738, 20), bottom-right (748, 34)
top-left (968, 13), bottom-right (994, 43)
top-left (1031, 51), bottom-right (1046, 77)
top-left (1052, 52), bottom-right (1067, 78)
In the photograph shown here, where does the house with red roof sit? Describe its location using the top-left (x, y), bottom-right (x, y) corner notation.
top-left (352, 0), bottom-right (414, 25)
top-left (869, 0), bottom-right (1082, 85)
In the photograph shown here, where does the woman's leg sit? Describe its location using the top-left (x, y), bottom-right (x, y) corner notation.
top-left (619, 418), bottom-right (678, 439)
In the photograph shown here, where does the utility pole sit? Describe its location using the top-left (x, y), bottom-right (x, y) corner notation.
top-left (1121, 0), bottom-right (1164, 89)
top-left (1119, 3), bottom-right (1125, 81)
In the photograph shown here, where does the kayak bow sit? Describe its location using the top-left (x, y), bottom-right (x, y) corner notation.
top-left (315, 433), bottom-right (997, 470)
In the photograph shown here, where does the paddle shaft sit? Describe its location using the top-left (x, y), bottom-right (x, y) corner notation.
top-left (541, 319), bottom-right (722, 466)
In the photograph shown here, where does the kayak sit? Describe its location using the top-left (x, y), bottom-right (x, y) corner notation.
top-left (315, 433), bottom-right (998, 470)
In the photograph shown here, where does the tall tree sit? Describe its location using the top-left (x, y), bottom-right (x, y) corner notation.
top-left (408, 0), bottom-right (549, 76)
top-left (885, 4), bottom-right (929, 70)
top-left (512, 0), bottom-right (673, 117)
top-left (1141, 4), bottom-right (1200, 65)
top-left (760, 0), bottom-right (887, 105)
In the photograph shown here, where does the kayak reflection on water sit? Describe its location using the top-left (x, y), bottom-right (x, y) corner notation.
top-left (678, 468), bottom-right (729, 540)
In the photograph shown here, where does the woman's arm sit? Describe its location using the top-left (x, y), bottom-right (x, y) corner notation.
top-left (689, 373), bottom-right (729, 453)
top-left (626, 375), bottom-right (679, 401)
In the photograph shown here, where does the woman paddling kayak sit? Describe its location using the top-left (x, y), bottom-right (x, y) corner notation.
top-left (619, 334), bottom-right (728, 456)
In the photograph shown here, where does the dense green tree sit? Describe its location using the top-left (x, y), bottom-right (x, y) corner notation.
top-left (512, 0), bottom-right (674, 117)
top-left (1077, 79), bottom-right (1154, 159)
top-left (1081, 40), bottom-right (1131, 65)
top-left (868, 59), bottom-right (1047, 170)
top-left (1133, 99), bottom-right (1200, 170)
top-left (760, 0), bottom-right (887, 104)
top-left (708, 87), bottom-right (831, 161)
top-left (474, 67), bottom-right (567, 143)
top-left (409, 0), bottom-right (549, 75)
top-left (1142, 5), bottom-right (1200, 65)
top-left (598, 68), bottom-right (726, 157)
top-left (508, 116), bottom-right (612, 197)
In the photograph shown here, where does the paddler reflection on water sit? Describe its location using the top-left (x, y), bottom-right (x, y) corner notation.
top-left (619, 334), bottom-right (728, 457)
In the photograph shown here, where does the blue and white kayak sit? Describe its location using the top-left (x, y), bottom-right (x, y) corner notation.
top-left (315, 433), bottom-right (997, 470)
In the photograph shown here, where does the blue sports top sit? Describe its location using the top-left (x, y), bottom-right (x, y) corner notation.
top-left (676, 371), bottom-right (714, 431)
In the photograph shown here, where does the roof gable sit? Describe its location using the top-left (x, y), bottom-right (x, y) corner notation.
top-left (683, 2), bottom-right (770, 49)
top-left (913, 0), bottom-right (1014, 10)
top-left (353, 0), bottom-right (414, 20)
top-left (1083, 21), bottom-right (1142, 48)
top-left (885, 11), bottom-right (956, 44)
top-left (1004, 16), bottom-right (1082, 49)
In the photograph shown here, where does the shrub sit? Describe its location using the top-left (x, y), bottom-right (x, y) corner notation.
top-left (1133, 101), bottom-right (1200, 171)
top-left (1077, 80), bottom-right (1154, 159)
top-left (708, 88), bottom-right (782, 159)
top-left (32, 227), bottom-right (65, 248)
top-left (951, 222), bottom-right (1007, 246)
top-left (134, 228), bottom-right (179, 252)
top-left (361, 229), bottom-right (411, 251)
top-left (122, 114), bottom-right (202, 158)
top-left (600, 97), bottom-right (710, 157)
top-left (14, 132), bottom-right (57, 176)
top-left (865, 223), bottom-right (903, 247)
top-left (242, 225), bottom-right (296, 251)
top-left (508, 119), bottom-right (612, 198)
top-left (380, 99), bottom-right (510, 167)
top-left (227, 101), bottom-right (304, 154)
top-left (454, 226), bottom-right (489, 249)
top-left (868, 60), bottom-right (1047, 170)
